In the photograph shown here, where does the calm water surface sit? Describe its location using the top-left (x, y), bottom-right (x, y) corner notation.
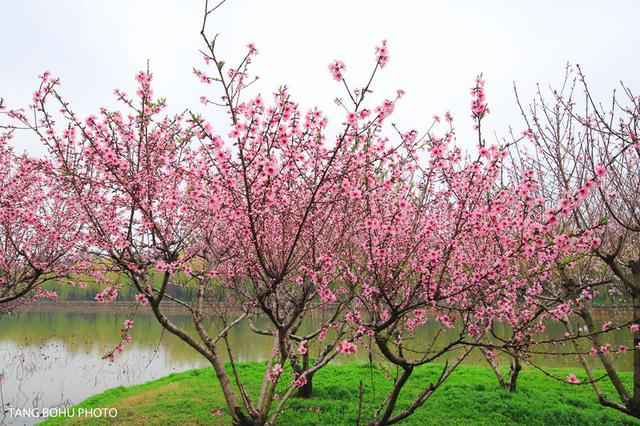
top-left (0, 305), bottom-right (633, 425)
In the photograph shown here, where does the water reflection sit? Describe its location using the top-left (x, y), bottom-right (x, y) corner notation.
top-left (0, 306), bottom-right (634, 425)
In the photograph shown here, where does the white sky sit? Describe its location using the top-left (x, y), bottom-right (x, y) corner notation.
top-left (2, 1), bottom-right (639, 155)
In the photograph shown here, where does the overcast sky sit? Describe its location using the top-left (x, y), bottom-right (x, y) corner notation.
top-left (2, 1), bottom-right (639, 155)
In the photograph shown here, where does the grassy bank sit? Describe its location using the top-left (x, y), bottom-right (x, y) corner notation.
top-left (42, 362), bottom-right (640, 425)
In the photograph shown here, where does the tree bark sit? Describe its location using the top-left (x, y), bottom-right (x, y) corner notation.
top-left (294, 351), bottom-right (315, 398)
top-left (628, 292), bottom-right (640, 416)
top-left (508, 356), bottom-right (521, 392)
top-left (481, 349), bottom-right (507, 389)
top-left (296, 372), bottom-right (314, 398)
top-left (581, 307), bottom-right (631, 403)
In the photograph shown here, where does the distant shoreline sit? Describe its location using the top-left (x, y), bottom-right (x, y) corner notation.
top-left (13, 301), bottom-right (635, 320)
top-left (15, 300), bottom-right (190, 314)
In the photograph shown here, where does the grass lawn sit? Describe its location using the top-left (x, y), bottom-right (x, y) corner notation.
top-left (42, 362), bottom-right (640, 425)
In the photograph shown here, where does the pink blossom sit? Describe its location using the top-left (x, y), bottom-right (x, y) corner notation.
top-left (267, 364), bottom-right (283, 382)
top-left (318, 327), bottom-right (327, 341)
top-left (566, 374), bottom-right (580, 384)
top-left (338, 340), bottom-right (358, 354)
top-left (445, 111), bottom-right (453, 123)
top-left (246, 43), bottom-right (258, 55)
top-left (210, 408), bottom-right (224, 416)
top-left (470, 76), bottom-right (489, 119)
top-left (521, 128), bottom-right (534, 139)
top-left (133, 293), bottom-right (148, 306)
top-left (375, 40), bottom-right (389, 68)
top-left (295, 374), bottom-right (308, 388)
top-left (328, 60), bottom-right (346, 81)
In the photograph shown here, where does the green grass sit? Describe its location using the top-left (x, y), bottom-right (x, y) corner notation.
top-left (42, 362), bottom-right (640, 425)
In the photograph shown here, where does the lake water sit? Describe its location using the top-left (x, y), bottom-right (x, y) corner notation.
top-left (0, 305), bottom-right (633, 425)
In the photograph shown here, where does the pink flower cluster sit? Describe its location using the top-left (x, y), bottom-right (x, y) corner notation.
top-left (266, 363), bottom-right (283, 382)
top-left (328, 60), bottom-right (346, 82)
top-left (210, 408), bottom-right (224, 417)
top-left (566, 374), bottom-right (580, 384)
top-left (375, 40), bottom-right (389, 68)
top-left (338, 340), bottom-right (358, 354)
top-left (135, 293), bottom-right (149, 306)
top-left (95, 287), bottom-right (118, 304)
top-left (470, 76), bottom-right (489, 119)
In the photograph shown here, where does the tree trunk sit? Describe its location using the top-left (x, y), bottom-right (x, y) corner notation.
top-left (294, 351), bottom-right (315, 398)
top-left (146, 297), bottom-right (256, 426)
top-left (481, 348), bottom-right (520, 392)
top-left (481, 349), bottom-right (507, 390)
top-left (582, 307), bottom-right (631, 403)
top-left (208, 356), bottom-right (256, 426)
top-left (296, 372), bottom-right (314, 398)
top-left (508, 357), bottom-right (521, 392)
top-left (628, 291), bottom-right (640, 416)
